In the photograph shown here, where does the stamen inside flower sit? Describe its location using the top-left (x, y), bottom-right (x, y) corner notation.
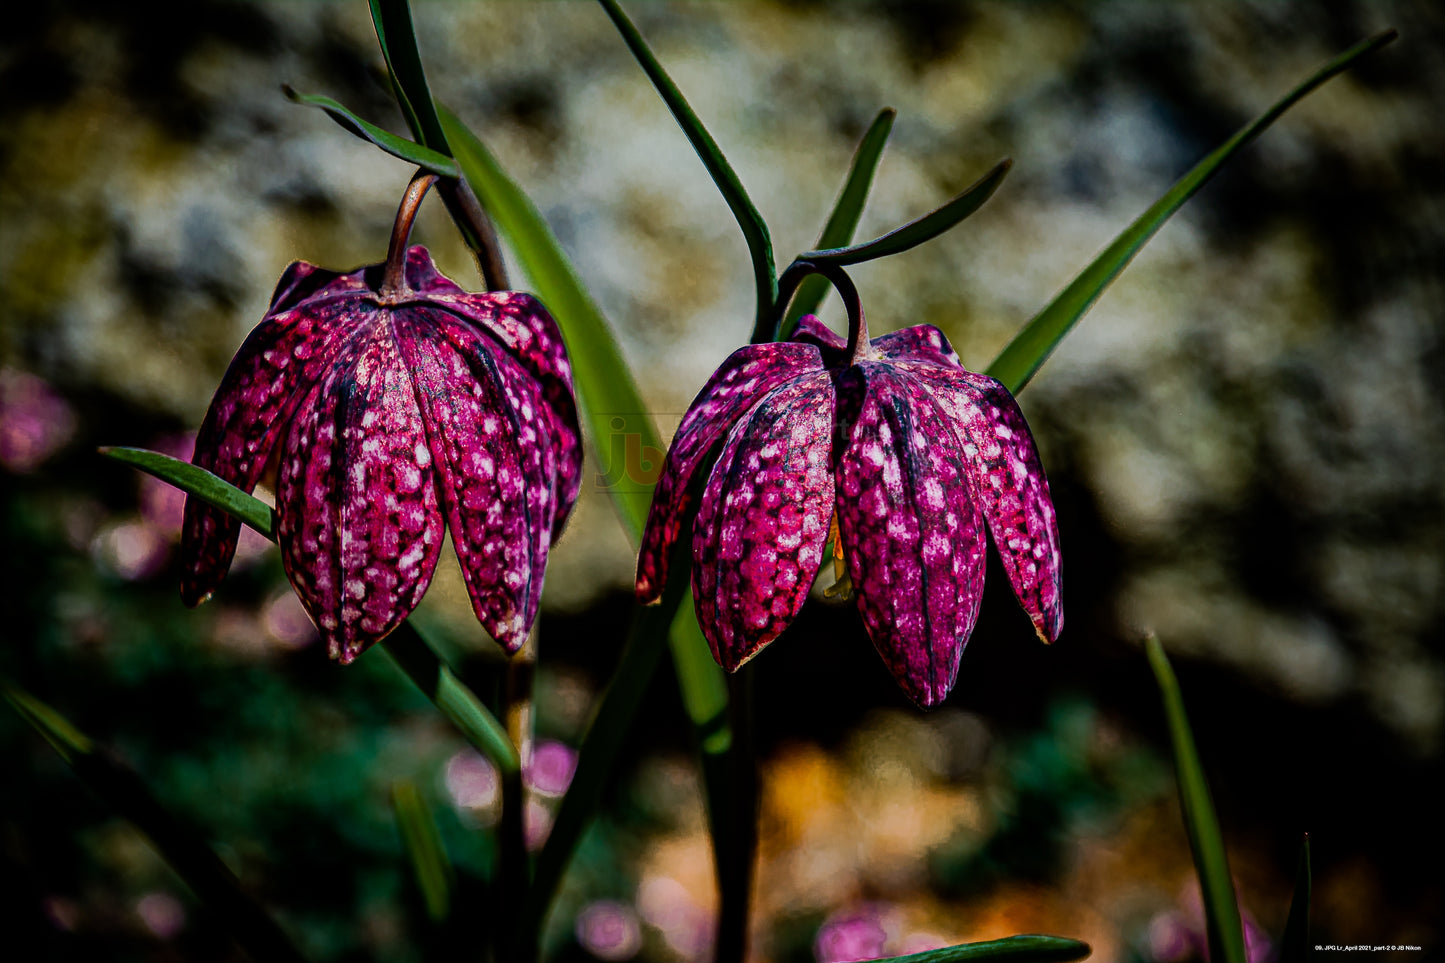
top-left (822, 511), bottom-right (853, 600)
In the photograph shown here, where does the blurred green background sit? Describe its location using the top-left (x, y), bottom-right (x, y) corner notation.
top-left (2, 1), bottom-right (1441, 961)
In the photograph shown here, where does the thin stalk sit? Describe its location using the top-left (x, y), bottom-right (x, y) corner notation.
top-left (438, 176), bottom-right (510, 292)
top-left (710, 665), bottom-right (758, 963)
top-left (772, 260), bottom-right (868, 360)
top-left (381, 170), bottom-right (439, 298)
top-left (500, 627), bottom-right (537, 959)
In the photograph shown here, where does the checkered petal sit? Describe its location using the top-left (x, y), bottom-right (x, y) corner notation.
top-left (275, 318), bottom-right (445, 663)
top-left (893, 358), bottom-right (1063, 642)
top-left (691, 371), bottom-right (835, 670)
top-left (636, 342), bottom-right (825, 603)
top-left (180, 261), bottom-right (357, 606)
top-left (396, 306), bottom-right (557, 653)
top-left (834, 363), bottom-right (988, 707)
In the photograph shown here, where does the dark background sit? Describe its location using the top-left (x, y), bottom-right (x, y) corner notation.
top-left (2, 1), bottom-right (1441, 960)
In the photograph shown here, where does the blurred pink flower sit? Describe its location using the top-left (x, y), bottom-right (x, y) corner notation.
top-left (815, 905), bottom-right (890, 963)
top-left (576, 899), bottom-right (643, 961)
top-left (0, 368), bottom-right (76, 473)
top-left (525, 739), bottom-right (578, 797)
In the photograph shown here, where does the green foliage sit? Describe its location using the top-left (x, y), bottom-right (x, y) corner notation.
top-left (1146, 636), bottom-right (1248, 963)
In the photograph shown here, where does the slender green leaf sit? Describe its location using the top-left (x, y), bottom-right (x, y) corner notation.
top-left (873, 935), bottom-right (1092, 963)
top-left (3, 684), bottom-right (93, 763)
top-left (596, 0), bottom-right (777, 334)
top-left (97, 447), bottom-right (517, 773)
top-left (986, 30), bottom-right (1397, 395)
top-left (393, 780), bottom-right (453, 922)
top-left (383, 624), bottom-right (520, 774)
top-left (798, 158), bottom-right (1011, 267)
top-left (437, 105), bottom-right (660, 542)
top-left (368, 0), bottom-right (449, 152)
top-left (4, 684), bottom-right (308, 963)
top-left (778, 108), bottom-right (896, 341)
top-left (1281, 834), bottom-right (1312, 963)
top-left (1146, 635), bottom-right (1247, 963)
top-left (282, 87), bottom-right (458, 176)
top-left (100, 446), bottom-right (276, 539)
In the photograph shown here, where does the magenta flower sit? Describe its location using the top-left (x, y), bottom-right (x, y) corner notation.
top-left (182, 176), bottom-right (581, 662)
top-left (636, 268), bottom-right (1060, 707)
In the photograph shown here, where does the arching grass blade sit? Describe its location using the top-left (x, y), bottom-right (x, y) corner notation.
top-left (282, 87), bottom-right (458, 176)
top-left (1146, 635), bottom-right (1247, 963)
top-left (777, 108), bottom-right (896, 341)
top-left (797, 158), bottom-right (1010, 267)
top-left (101, 446), bottom-right (276, 538)
top-left (596, 0), bottom-right (777, 334)
top-left (986, 30), bottom-right (1397, 395)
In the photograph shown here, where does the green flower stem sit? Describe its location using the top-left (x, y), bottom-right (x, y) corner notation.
top-left (1146, 635), bottom-right (1247, 963)
top-left (709, 665), bottom-right (758, 963)
top-left (382, 623), bottom-right (521, 776)
top-left (596, 0), bottom-right (778, 334)
top-left (778, 107), bottom-right (896, 341)
top-left (1281, 834), bottom-right (1313, 963)
top-left (4, 684), bottom-right (309, 963)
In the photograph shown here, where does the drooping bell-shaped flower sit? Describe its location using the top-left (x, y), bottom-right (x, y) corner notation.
top-left (182, 173), bottom-right (582, 662)
top-left (636, 264), bottom-right (1061, 707)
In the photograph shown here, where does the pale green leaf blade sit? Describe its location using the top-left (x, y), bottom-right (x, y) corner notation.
top-left (1146, 636), bottom-right (1248, 963)
top-left (597, 0), bottom-right (777, 333)
top-left (393, 780), bottom-right (453, 922)
top-left (282, 87), bottom-right (458, 176)
top-left (779, 108), bottom-right (896, 340)
top-left (100, 446), bottom-right (275, 539)
top-left (987, 30), bottom-right (1397, 395)
top-left (798, 158), bottom-right (1010, 267)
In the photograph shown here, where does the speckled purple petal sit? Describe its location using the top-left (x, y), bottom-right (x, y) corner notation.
top-left (788, 314), bottom-right (847, 360)
top-left (834, 364), bottom-right (988, 707)
top-left (893, 359), bottom-right (1063, 642)
top-left (181, 265), bottom-right (360, 606)
top-left (691, 372), bottom-right (835, 670)
top-left (275, 317), bottom-right (444, 663)
top-left (418, 248), bottom-right (582, 536)
top-left (396, 307), bottom-right (556, 653)
top-left (636, 342), bottom-right (825, 603)
top-left (871, 323), bottom-right (960, 367)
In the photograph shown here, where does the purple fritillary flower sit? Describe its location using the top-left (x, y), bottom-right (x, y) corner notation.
top-left (636, 301), bottom-right (1060, 708)
top-left (181, 243), bottom-right (581, 663)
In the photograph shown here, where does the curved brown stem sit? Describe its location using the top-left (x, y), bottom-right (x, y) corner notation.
top-left (381, 170), bottom-right (440, 298)
top-left (438, 177), bottom-right (510, 292)
top-left (772, 260), bottom-right (869, 362)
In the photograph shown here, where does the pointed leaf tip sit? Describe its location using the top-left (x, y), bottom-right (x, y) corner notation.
top-left (987, 30), bottom-right (1397, 395)
top-left (798, 157), bottom-right (1011, 267)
